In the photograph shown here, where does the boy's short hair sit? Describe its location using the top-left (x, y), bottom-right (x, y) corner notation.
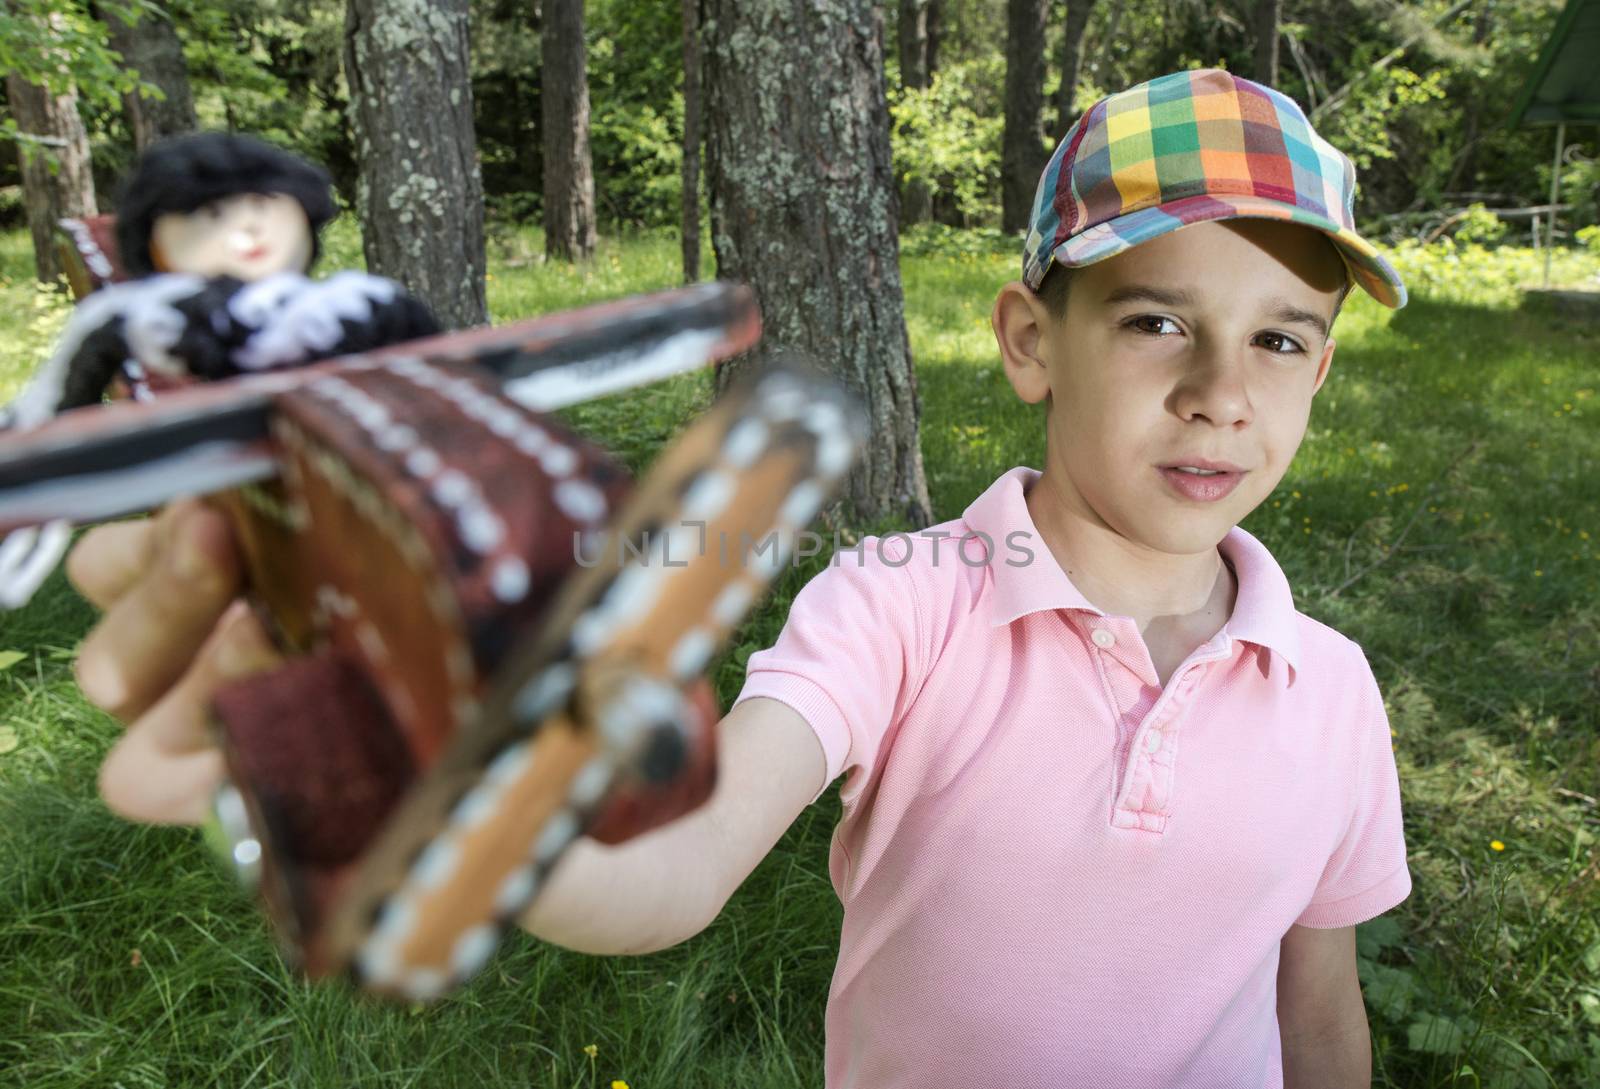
top-left (1021, 69), bottom-right (1406, 313)
top-left (115, 132), bottom-right (338, 278)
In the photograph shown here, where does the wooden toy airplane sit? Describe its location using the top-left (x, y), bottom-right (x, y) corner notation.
top-left (0, 274), bottom-right (865, 1000)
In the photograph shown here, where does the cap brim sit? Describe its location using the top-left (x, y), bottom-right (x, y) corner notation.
top-left (1044, 193), bottom-right (1406, 309)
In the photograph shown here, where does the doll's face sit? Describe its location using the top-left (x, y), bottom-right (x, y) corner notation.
top-left (150, 192), bottom-right (313, 280)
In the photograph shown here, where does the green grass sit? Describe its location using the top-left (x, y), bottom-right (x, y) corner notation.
top-left (2, 223), bottom-right (1598, 1087)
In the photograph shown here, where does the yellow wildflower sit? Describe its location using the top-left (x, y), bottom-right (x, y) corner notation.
top-left (1490, 840), bottom-right (1506, 852)
top-left (584, 1044), bottom-right (599, 1059)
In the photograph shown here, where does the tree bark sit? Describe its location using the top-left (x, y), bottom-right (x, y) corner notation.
top-left (897, 0), bottom-right (936, 88)
top-left (103, 4), bottom-right (198, 151)
top-left (680, 0), bottom-right (702, 282)
top-left (5, 66), bottom-right (97, 286)
top-left (897, 0), bottom-right (940, 224)
top-left (1252, 0), bottom-right (1281, 86)
top-left (704, 0), bottom-right (932, 527)
top-left (1054, 0), bottom-right (1096, 136)
top-left (1001, 0), bottom-right (1048, 233)
top-left (541, 0), bottom-right (597, 262)
top-left (344, 0), bottom-right (487, 330)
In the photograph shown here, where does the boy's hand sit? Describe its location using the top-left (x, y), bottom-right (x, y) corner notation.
top-left (68, 498), bottom-right (281, 825)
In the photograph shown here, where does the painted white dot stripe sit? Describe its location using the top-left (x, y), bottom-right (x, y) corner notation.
top-left (484, 740), bottom-right (532, 789)
top-left (490, 556), bottom-right (530, 603)
top-left (449, 785), bottom-right (500, 830)
top-left (816, 431), bottom-right (853, 478)
top-left (411, 839), bottom-right (459, 892)
top-left (721, 417), bottom-right (767, 468)
top-left (451, 924), bottom-right (500, 977)
top-left (711, 580), bottom-right (756, 628)
top-left (669, 627), bottom-right (716, 680)
top-left (539, 445), bottom-right (579, 476)
top-left (779, 481), bottom-right (824, 529)
top-left (534, 809), bottom-right (579, 864)
top-left (513, 665), bottom-right (576, 724)
top-left (554, 479), bottom-right (607, 522)
top-left (406, 968), bottom-right (446, 1002)
top-left (682, 470), bottom-right (735, 521)
top-left (494, 866), bottom-right (538, 915)
top-left (568, 757), bottom-right (614, 810)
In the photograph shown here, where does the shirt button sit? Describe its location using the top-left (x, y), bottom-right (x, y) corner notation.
top-left (1091, 628), bottom-right (1115, 649)
top-left (1144, 730), bottom-right (1163, 754)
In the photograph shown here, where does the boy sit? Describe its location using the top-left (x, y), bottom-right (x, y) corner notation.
top-left (76, 70), bottom-right (1408, 1087)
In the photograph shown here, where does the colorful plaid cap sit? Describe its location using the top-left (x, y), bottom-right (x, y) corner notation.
top-left (1023, 68), bottom-right (1406, 309)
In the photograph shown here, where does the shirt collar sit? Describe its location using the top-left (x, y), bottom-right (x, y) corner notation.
top-left (961, 465), bottom-right (1302, 675)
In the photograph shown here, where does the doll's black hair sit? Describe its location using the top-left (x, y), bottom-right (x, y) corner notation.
top-left (115, 132), bottom-right (338, 277)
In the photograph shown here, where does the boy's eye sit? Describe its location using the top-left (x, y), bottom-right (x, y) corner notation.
top-left (1125, 315), bottom-right (1181, 337)
top-left (1254, 331), bottom-right (1305, 355)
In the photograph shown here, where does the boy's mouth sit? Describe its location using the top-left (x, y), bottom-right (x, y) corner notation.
top-left (1156, 459), bottom-right (1246, 502)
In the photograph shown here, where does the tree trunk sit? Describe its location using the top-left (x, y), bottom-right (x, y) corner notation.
top-left (1001, 0), bottom-right (1048, 233)
top-left (897, 0), bottom-right (940, 224)
top-left (1445, 7), bottom-right (1494, 194)
top-left (1252, 0), bottom-right (1281, 87)
top-left (5, 69), bottom-right (97, 286)
top-left (898, 0), bottom-right (935, 88)
top-left (103, 4), bottom-right (198, 151)
top-left (704, 0), bottom-right (932, 528)
top-left (344, 0), bottom-right (487, 330)
top-left (541, 0), bottom-right (597, 261)
top-left (1054, 0), bottom-right (1096, 136)
top-left (680, 0), bottom-right (702, 282)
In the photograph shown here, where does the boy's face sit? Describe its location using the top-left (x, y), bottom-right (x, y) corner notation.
top-left (994, 219), bottom-right (1346, 558)
top-left (150, 192), bottom-right (312, 281)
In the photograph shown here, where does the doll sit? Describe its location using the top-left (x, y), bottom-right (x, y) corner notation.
top-left (4, 131), bottom-right (439, 427)
top-left (0, 132), bottom-right (439, 603)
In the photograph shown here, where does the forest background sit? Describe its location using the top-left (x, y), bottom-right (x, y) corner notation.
top-left (1, 0), bottom-right (1596, 252)
top-left (1, 2), bottom-right (1599, 1088)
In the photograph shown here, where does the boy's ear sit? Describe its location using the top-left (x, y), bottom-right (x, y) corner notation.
top-left (992, 281), bottom-right (1055, 407)
top-left (1311, 336), bottom-right (1337, 396)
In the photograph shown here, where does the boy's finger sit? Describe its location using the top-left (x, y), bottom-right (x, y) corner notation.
top-left (74, 508), bottom-right (246, 723)
top-left (66, 498), bottom-right (224, 610)
top-left (65, 519), bottom-right (158, 609)
top-left (97, 605), bottom-right (282, 825)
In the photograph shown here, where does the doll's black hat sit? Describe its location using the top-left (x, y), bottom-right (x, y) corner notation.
top-left (115, 132), bottom-right (338, 277)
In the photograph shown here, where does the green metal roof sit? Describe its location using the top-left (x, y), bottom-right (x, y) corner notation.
top-left (1511, 0), bottom-right (1600, 126)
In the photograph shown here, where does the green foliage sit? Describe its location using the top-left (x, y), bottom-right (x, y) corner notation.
top-left (1453, 203), bottom-right (1509, 246)
top-left (586, 0), bottom-right (687, 227)
top-left (890, 57), bottom-right (1005, 226)
top-left (0, 0), bottom-right (150, 103)
top-left (1384, 236), bottom-right (1598, 304)
top-left (0, 0), bottom-right (154, 166)
top-left (172, 0), bottom-right (352, 191)
top-left (589, 89), bottom-right (683, 228)
top-left (1317, 65), bottom-right (1448, 174)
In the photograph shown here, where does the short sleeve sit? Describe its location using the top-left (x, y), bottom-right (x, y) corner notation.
top-left (1296, 651), bottom-right (1412, 927)
top-left (731, 535), bottom-right (923, 806)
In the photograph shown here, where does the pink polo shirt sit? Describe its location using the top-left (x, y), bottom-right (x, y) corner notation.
top-left (732, 465), bottom-right (1410, 1089)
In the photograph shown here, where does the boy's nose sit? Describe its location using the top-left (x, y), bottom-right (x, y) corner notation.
top-left (1168, 348), bottom-right (1253, 429)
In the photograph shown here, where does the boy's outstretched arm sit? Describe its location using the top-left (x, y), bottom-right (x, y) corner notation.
top-left (73, 501), bottom-right (829, 956)
top-left (1277, 923), bottom-right (1372, 1089)
top-left (517, 695), bottom-right (824, 954)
